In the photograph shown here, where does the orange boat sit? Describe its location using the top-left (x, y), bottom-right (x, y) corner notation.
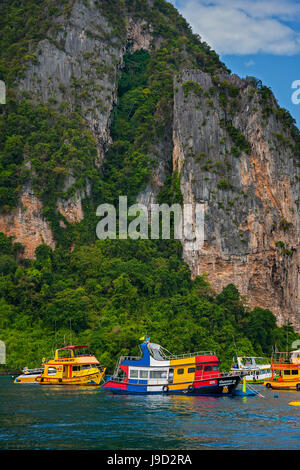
top-left (264, 350), bottom-right (300, 391)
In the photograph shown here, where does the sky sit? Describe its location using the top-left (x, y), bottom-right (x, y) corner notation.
top-left (169, 0), bottom-right (300, 128)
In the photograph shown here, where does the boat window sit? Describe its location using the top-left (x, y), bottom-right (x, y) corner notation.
top-left (284, 370), bottom-right (291, 375)
top-left (292, 370), bottom-right (298, 375)
top-left (81, 364), bottom-right (92, 370)
top-left (177, 369), bottom-right (184, 375)
top-left (188, 367), bottom-right (195, 374)
top-left (72, 366), bottom-right (80, 371)
top-left (196, 365), bottom-right (203, 371)
top-left (139, 370), bottom-right (149, 379)
top-left (150, 370), bottom-right (168, 379)
top-left (129, 369), bottom-right (139, 378)
top-left (48, 367), bottom-right (57, 375)
top-left (204, 366), bottom-right (212, 371)
top-left (212, 366), bottom-right (219, 371)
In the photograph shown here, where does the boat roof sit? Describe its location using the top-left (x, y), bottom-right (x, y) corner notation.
top-left (57, 345), bottom-right (88, 351)
top-left (238, 356), bottom-right (267, 360)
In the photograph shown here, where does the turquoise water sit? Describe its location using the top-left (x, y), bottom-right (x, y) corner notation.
top-left (0, 376), bottom-right (299, 450)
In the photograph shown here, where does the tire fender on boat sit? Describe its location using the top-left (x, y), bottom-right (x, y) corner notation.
top-left (188, 384), bottom-right (194, 392)
top-left (162, 385), bottom-right (169, 393)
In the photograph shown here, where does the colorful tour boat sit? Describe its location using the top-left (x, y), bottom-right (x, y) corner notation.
top-left (231, 356), bottom-right (272, 383)
top-left (264, 349), bottom-right (300, 391)
top-left (102, 339), bottom-right (241, 395)
top-left (36, 345), bottom-right (106, 386)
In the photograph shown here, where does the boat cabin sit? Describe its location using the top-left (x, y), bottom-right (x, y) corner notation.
top-left (231, 356), bottom-right (271, 383)
top-left (110, 342), bottom-right (221, 393)
top-left (264, 350), bottom-right (300, 390)
top-left (270, 350), bottom-right (300, 379)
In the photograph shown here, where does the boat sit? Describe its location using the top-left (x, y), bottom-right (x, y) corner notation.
top-left (263, 349), bottom-right (300, 391)
top-left (102, 339), bottom-right (241, 395)
top-left (14, 367), bottom-right (44, 383)
top-left (231, 356), bottom-right (272, 383)
top-left (35, 345), bottom-right (106, 386)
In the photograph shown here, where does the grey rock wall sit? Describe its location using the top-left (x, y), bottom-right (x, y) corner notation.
top-left (173, 70), bottom-right (300, 328)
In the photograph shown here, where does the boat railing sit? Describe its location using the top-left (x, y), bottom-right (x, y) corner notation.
top-left (118, 351), bottom-right (216, 361)
top-left (22, 367), bottom-right (44, 374)
top-left (160, 351), bottom-right (216, 360)
top-left (271, 351), bottom-right (294, 365)
top-left (118, 355), bottom-right (141, 362)
top-left (112, 355), bottom-right (142, 377)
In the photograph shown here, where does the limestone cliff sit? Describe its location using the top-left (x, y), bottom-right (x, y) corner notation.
top-left (4, 0), bottom-right (156, 248)
top-left (0, 185), bottom-right (56, 258)
top-left (1, 0), bottom-right (299, 329)
top-left (172, 71), bottom-right (300, 328)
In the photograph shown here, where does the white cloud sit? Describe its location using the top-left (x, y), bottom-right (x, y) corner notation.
top-left (171, 0), bottom-right (300, 55)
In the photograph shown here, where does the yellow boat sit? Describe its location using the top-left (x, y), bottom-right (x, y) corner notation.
top-left (264, 349), bottom-right (300, 391)
top-left (36, 345), bottom-right (106, 386)
top-left (14, 367), bottom-right (44, 383)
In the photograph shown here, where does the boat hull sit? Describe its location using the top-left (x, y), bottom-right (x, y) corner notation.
top-left (102, 375), bottom-right (240, 396)
top-left (14, 374), bottom-right (41, 384)
top-left (37, 370), bottom-right (105, 386)
top-left (185, 376), bottom-right (240, 396)
top-left (264, 379), bottom-right (300, 391)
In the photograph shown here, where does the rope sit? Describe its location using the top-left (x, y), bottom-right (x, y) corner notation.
top-left (247, 382), bottom-right (265, 398)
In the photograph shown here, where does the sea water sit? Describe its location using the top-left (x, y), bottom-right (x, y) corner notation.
top-left (0, 376), bottom-right (299, 450)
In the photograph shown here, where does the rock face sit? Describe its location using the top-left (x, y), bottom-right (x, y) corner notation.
top-left (4, 0), bottom-right (155, 252)
top-left (18, 0), bottom-right (122, 165)
top-left (172, 70), bottom-right (300, 328)
top-left (1, 0), bottom-right (299, 329)
top-left (0, 187), bottom-right (56, 258)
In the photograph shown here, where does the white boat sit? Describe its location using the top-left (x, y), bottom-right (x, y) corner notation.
top-left (14, 366), bottom-right (44, 383)
top-left (231, 356), bottom-right (271, 383)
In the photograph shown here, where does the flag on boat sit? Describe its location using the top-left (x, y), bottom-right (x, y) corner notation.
top-left (139, 335), bottom-right (150, 342)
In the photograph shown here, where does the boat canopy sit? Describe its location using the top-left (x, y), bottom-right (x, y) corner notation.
top-left (236, 357), bottom-right (270, 368)
top-left (57, 345), bottom-right (88, 351)
top-left (53, 345), bottom-right (91, 361)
